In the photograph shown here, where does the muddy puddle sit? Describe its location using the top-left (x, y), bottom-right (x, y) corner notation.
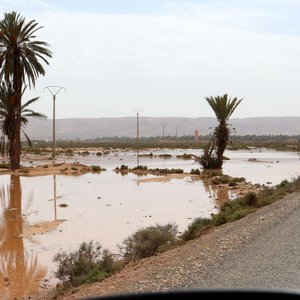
top-left (1, 148), bottom-right (300, 299)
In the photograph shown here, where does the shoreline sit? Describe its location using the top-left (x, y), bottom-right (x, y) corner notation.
top-left (38, 190), bottom-right (300, 299)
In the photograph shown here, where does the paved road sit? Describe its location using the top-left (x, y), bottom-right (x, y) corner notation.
top-left (189, 197), bottom-right (300, 289)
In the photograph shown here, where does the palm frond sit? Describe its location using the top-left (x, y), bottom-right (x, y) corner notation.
top-left (22, 129), bottom-right (32, 147)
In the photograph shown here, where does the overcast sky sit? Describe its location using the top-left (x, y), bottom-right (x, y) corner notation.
top-left (1, 0), bottom-right (300, 119)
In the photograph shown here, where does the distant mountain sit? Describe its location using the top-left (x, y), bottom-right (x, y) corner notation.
top-left (25, 116), bottom-right (300, 140)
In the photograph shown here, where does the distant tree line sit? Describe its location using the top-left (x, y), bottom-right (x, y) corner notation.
top-left (27, 134), bottom-right (300, 150)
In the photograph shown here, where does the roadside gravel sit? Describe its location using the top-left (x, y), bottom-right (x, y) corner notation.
top-left (41, 191), bottom-right (300, 299)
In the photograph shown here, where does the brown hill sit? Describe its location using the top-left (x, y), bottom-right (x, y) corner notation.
top-left (26, 116), bottom-right (300, 140)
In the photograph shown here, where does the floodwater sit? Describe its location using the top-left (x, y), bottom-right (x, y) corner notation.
top-left (0, 148), bottom-right (300, 299)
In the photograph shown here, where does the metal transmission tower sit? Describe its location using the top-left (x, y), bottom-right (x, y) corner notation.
top-left (44, 86), bottom-right (66, 161)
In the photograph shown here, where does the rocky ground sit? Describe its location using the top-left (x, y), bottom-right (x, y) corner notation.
top-left (38, 191), bottom-right (300, 300)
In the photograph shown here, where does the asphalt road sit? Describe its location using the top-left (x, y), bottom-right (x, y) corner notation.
top-left (190, 196), bottom-right (300, 290)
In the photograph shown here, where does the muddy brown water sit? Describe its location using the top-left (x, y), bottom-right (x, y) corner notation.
top-left (0, 148), bottom-right (299, 299)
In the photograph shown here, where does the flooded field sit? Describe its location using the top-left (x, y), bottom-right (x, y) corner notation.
top-left (1, 148), bottom-right (300, 299)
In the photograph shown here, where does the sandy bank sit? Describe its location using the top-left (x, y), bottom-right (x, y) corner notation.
top-left (0, 162), bottom-right (103, 177)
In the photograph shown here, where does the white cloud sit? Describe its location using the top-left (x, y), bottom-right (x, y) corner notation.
top-left (16, 4), bottom-right (300, 118)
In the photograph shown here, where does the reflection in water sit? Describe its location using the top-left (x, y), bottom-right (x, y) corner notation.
top-left (201, 170), bottom-right (236, 206)
top-left (54, 174), bottom-right (57, 220)
top-left (203, 182), bottom-right (232, 206)
top-left (0, 175), bottom-right (46, 299)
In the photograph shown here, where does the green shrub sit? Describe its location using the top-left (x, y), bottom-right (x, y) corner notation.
top-left (190, 169), bottom-right (201, 175)
top-left (212, 214), bottom-right (227, 226)
top-left (53, 241), bottom-right (121, 286)
top-left (182, 176), bottom-right (300, 242)
top-left (228, 208), bottom-right (256, 222)
top-left (164, 168), bottom-right (183, 174)
top-left (91, 165), bottom-right (105, 172)
top-left (181, 218), bottom-right (212, 241)
top-left (149, 168), bottom-right (183, 174)
top-left (0, 163), bottom-right (9, 169)
top-left (121, 223), bottom-right (178, 261)
top-left (228, 180), bottom-right (237, 186)
top-left (115, 165), bottom-right (129, 171)
top-left (177, 153), bottom-right (193, 160)
top-left (158, 154), bottom-right (172, 158)
top-left (219, 175), bottom-right (230, 184)
top-left (210, 171), bottom-right (222, 177)
top-left (233, 177), bottom-right (246, 183)
top-left (132, 165), bottom-right (148, 171)
top-left (243, 192), bottom-right (258, 206)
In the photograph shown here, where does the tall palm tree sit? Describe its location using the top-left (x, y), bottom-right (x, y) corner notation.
top-left (202, 94), bottom-right (243, 169)
top-left (0, 82), bottom-right (47, 158)
top-left (0, 11), bottom-right (52, 169)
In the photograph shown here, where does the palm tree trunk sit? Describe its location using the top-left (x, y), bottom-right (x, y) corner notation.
top-left (10, 130), bottom-right (20, 170)
top-left (11, 111), bottom-right (21, 170)
top-left (216, 143), bottom-right (226, 168)
top-left (10, 68), bottom-right (22, 170)
top-left (215, 121), bottom-right (228, 169)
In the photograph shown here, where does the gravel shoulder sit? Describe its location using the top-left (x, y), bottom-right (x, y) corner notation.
top-left (40, 191), bottom-right (300, 299)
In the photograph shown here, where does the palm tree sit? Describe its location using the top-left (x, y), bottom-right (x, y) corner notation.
top-left (0, 11), bottom-right (52, 169)
top-left (201, 94), bottom-right (243, 169)
top-left (0, 82), bottom-right (47, 157)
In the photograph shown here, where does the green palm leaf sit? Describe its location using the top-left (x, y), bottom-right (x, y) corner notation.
top-left (202, 94), bottom-right (243, 169)
top-left (0, 11), bottom-right (52, 168)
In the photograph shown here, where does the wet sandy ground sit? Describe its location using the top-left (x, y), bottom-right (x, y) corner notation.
top-left (0, 148), bottom-right (300, 299)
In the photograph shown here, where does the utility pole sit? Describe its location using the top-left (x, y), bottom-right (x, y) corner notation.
top-left (161, 122), bottom-right (167, 143)
top-left (44, 86), bottom-right (65, 161)
top-left (137, 111), bottom-right (140, 166)
top-left (134, 109), bottom-right (142, 166)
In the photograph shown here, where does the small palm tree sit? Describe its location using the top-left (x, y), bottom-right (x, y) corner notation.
top-left (201, 94), bottom-right (243, 169)
top-left (0, 11), bottom-right (52, 169)
top-left (0, 82), bottom-right (47, 157)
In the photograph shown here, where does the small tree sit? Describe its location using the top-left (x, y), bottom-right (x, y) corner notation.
top-left (201, 94), bottom-right (243, 169)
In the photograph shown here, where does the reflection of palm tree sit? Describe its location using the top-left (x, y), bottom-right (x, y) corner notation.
top-left (202, 180), bottom-right (230, 206)
top-left (0, 175), bottom-right (46, 299)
